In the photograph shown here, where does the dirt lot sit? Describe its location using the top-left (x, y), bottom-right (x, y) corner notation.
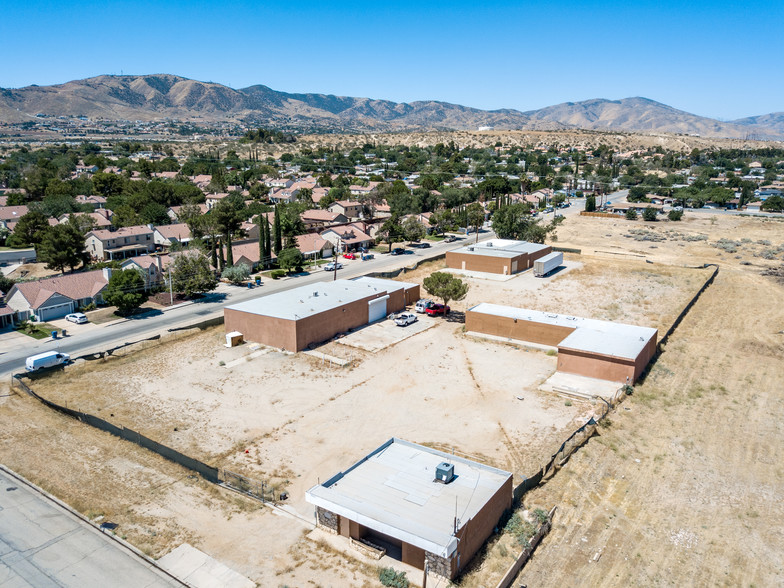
top-left (3, 211), bottom-right (783, 587)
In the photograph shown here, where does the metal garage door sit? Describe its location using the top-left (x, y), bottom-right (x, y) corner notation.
top-left (368, 296), bottom-right (389, 323)
top-left (38, 302), bottom-right (74, 321)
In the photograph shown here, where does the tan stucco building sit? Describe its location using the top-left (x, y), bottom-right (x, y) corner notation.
top-left (224, 277), bottom-right (419, 352)
top-left (466, 303), bottom-right (658, 384)
top-left (446, 239), bottom-right (551, 275)
top-left (306, 438), bottom-right (513, 580)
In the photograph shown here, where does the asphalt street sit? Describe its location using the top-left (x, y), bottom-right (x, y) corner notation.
top-left (0, 467), bottom-right (182, 588)
top-left (0, 233), bottom-right (495, 376)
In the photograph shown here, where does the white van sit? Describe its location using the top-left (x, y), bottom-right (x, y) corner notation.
top-left (25, 351), bottom-right (70, 372)
top-left (415, 299), bottom-right (434, 313)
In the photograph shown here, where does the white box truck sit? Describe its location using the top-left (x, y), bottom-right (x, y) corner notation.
top-left (25, 351), bottom-right (70, 372)
top-left (534, 252), bottom-right (563, 277)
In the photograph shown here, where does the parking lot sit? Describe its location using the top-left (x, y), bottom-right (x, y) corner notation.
top-left (336, 312), bottom-right (436, 353)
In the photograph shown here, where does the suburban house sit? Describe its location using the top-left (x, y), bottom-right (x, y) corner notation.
top-left (300, 209), bottom-right (348, 229)
top-left (306, 438), bottom-right (512, 580)
top-left (348, 182), bottom-right (380, 197)
top-left (321, 223), bottom-right (374, 252)
top-left (269, 187), bottom-right (300, 204)
top-left (224, 277), bottom-right (419, 351)
top-left (5, 269), bottom-right (111, 322)
top-left (465, 303), bottom-right (658, 384)
top-left (121, 255), bottom-right (166, 289)
top-left (745, 201), bottom-right (763, 212)
top-left (205, 193), bottom-right (230, 210)
top-left (266, 178), bottom-right (294, 189)
top-left (230, 241), bottom-right (264, 271)
top-left (296, 233), bottom-right (332, 259)
top-left (167, 204), bottom-right (208, 221)
top-left (328, 200), bottom-right (364, 219)
top-left (85, 225), bottom-right (155, 260)
top-left (608, 202), bottom-right (663, 214)
top-left (153, 223), bottom-right (193, 248)
top-left (446, 239), bottom-right (552, 275)
top-left (75, 194), bottom-right (108, 209)
top-left (0, 206), bottom-right (30, 229)
top-left (58, 210), bottom-right (113, 229)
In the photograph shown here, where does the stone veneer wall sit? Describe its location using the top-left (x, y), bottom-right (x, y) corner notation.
top-left (316, 506), bottom-right (338, 534)
top-left (425, 551), bottom-right (453, 579)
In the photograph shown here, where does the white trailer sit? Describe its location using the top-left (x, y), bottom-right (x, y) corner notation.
top-left (25, 351), bottom-right (70, 372)
top-left (534, 252), bottom-right (563, 277)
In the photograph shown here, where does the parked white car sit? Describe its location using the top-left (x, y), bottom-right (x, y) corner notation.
top-left (324, 262), bottom-right (343, 271)
top-left (65, 312), bottom-right (88, 324)
top-left (394, 312), bottom-right (418, 327)
top-left (415, 299), bottom-right (434, 313)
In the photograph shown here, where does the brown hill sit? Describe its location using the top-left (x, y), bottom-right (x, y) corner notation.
top-left (1, 74), bottom-right (781, 138)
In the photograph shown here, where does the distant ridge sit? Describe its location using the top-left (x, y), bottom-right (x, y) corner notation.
top-left (0, 74), bottom-right (780, 139)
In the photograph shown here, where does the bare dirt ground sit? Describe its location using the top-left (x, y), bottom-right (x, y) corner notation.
top-left (4, 211), bottom-right (782, 587)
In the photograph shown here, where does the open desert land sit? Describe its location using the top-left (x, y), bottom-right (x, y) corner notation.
top-left (3, 211), bottom-right (784, 587)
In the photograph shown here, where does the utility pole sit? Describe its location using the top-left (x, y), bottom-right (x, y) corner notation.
top-left (168, 265), bottom-right (173, 306)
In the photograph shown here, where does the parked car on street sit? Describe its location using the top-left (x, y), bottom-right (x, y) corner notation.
top-left (25, 351), bottom-right (70, 372)
top-left (410, 242), bottom-right (431, 249)
top-left (394, 312), bottom-right (418, 327)
top-left (415, 298), bottom-right (434, 313)
top-left (425, 303), bottom-right (450, 316)
top-left (390, 247), bottom-right (407, 255)
top-left (444, 235), bottom-right (458, 243)
top-left (65, 312), bottom-right (88, 324)
top-left (343, 252), bottom-right (356, 259)
top-left (324, 262), bottom-right (343, 271)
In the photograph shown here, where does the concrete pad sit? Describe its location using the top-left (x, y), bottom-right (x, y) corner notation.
top-left (442, 267), bottom-right (521, 281)
top-left (336, 315), bottom-right (436, 353)
top-left (540, 371), bottom-right (622, 402)
top-left (158, 543), bottom-right (254, 588)
top-left (303, 350), bottom-right (350, 366)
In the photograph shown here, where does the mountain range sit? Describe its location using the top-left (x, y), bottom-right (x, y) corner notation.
top-left (1, 74), bottom-right (782, 139)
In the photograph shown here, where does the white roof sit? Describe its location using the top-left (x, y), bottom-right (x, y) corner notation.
top-left (452, 239), bottom-right (549, 259)
top-left (352, 276), bottom-right (418, 292)
top-left (468, 303), bottom-right (657, 360)
top-left (225, 278), bottom-right (400, 321)
top-left (306, 438), bottom-right (511, 558)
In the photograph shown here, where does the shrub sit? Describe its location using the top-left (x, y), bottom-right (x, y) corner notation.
top-left (222, 263), bottom-right (251, 285)
top-left (270, 269), bottom-right (286, 279)
top-left (668, 209), bottom-right (683, 221)
top-left (379, 567), bottom-right (409, 588)
top-left (504, 512), bottom-right (537, 548)
top-left (534, 508), bottom-right (549, 524)
top-left (642, 207), bottom-right (658, 221)
top-left (625, 208), bottom-right (638, 220)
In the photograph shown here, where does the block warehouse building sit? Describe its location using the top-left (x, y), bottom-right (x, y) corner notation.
top-left (446, 239), bottom-right (552, 275)
top-left (306, 438), bottom-right (512, 580)
top-left (466, 303), bottom-right (658, 383)
top-left (224, 277), bottom-right (419, 351)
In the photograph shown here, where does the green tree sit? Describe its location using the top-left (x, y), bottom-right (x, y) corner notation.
top-left (273, 205), bottom-right (283, 254)
top-left (104, 269), bottom-right (148, 315)
top-left (492, 203), bottom-right (561, 243)
top-left (378, 214), bottom-right (403, 252)
top-left (585, 195), bottom-right (596, 212)
top-left (402, 216), bottom-right (425, 242)
top-left (761, 195), bottom-right (784, 212)
top-left (466, 202), bottom-right (485, 242)
top-left (212, 197), bottom-right (246, 267)
top-left (277, 247), bottom-right (304, 272)
top-left (625, 208), bottom-right (638, 220)
top-left (36, 223), bottom-right (89, 273)
top-left (642, 207), bottom-right (658, 221)
top-left (668, 209), bottom-right (684, 221)
top-left (429, 209), bottom-right (454, 236)
top-left (170, 251), bottom-right (218, 297)
top-left (221, 263), bottom-right (251, 285)
top-left (7, 210), bottom-right (50, 247)
top-left (422, 272), bottom-right (468, 314)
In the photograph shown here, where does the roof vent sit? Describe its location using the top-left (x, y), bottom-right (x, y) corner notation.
top-left (468, 247), bottom-right (474, 251)
top-left (487, 242), bottom-right (493, 247)
top-left (313, 291), bottom-right (319, 297)
top-left (435, 462), bottom-right (455, 484)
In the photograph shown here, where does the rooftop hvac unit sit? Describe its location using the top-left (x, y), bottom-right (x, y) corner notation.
top-left (487, 242), bottom-right (493, 247)
top-left (468, 247), bottom-right (474, 251)
top-left (435, 462), bottom-right (455, 484)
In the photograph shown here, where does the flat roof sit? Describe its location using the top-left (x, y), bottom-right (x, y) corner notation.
top-left (451, 239), bottom-right (549, 259)
top-left (306, 438), bottom-right (511, 558)
top-left (225, 278), bottom-right (400, 321)
top-left (352, 276), bottom-right (418, 291)
top-left (468, 303), bottom-right (657, 360)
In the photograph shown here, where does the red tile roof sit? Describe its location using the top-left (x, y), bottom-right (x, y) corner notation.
top-left (11, 270), bottom-right (108, 309)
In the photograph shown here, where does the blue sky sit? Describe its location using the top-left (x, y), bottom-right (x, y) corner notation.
top-left (1, 0), bottom-right (781, 119)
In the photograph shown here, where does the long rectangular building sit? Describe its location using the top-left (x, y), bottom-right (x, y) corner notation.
top-left (446, 239), bottom-right (551, 275)
top-left (466, 303), bottom-right (658, 383)
top-left (224, 278), bottom-right (419, 351)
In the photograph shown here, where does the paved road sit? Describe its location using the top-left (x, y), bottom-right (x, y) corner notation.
top-left (0, 234), bottom-right (494, 376)
top-left (0, 467), bottom-right (182, 587)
